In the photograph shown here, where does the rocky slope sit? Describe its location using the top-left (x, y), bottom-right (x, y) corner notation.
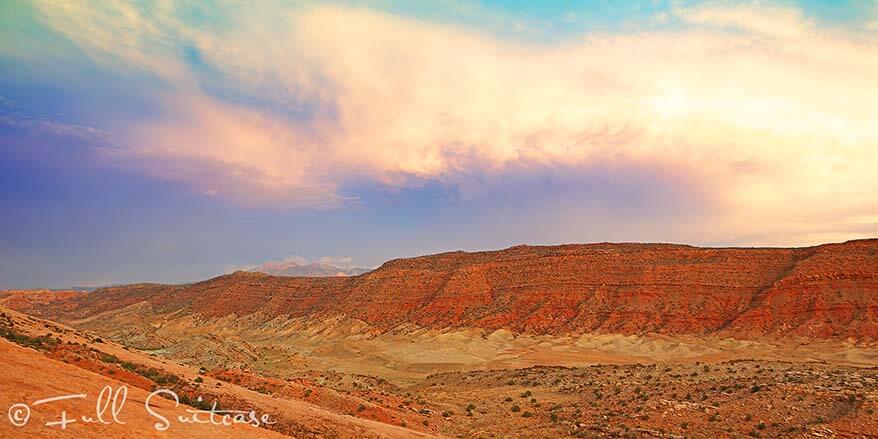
top-left (0, 306), bottom-right (442, 438)
top-left (5, 305), bottom-right (876, 439)
top-left (8, 239), bottom-right (878, 340)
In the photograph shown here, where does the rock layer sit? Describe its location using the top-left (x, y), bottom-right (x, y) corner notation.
top-left (7, 239), bottom-right (878, 340)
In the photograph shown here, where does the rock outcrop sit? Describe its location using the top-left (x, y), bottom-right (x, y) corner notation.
top-left (7, 239), bottom-right (878, 340)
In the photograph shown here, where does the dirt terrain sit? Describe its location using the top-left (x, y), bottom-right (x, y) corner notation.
top-left (3, 303), bottom-right (877, 438)
top-left (0, 306), bottom-right (442, 438)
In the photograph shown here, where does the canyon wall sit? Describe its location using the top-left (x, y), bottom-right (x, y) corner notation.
top-left (7, 240), bottom-right (878, 339)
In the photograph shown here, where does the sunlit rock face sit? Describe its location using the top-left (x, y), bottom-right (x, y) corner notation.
top-left (10, 239), bottom-right (878, 341)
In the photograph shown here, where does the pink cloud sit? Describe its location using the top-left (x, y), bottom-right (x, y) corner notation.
top-left (29, 2), bottom-right (878, 244)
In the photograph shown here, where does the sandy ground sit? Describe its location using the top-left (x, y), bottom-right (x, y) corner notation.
top-left (0, 339), bottom-right (291, 439)
top-left (4, 303), bottom-right (878, 438)
top-left (0, 306), bottom-right (444, 439)
top-left (57, 305), bottom-right (878, 386)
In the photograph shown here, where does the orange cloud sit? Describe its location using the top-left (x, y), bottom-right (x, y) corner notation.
top-left (30, 1), bottom-right (878, 243)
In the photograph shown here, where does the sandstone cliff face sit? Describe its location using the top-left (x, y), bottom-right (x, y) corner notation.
top-left (8, 240), bottom-right (878, 339)
top-left (723, 240), bottom-right (878, 339)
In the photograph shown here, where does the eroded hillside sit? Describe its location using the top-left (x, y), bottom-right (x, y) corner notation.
top-left (8, 240), bottom-right (878, 339)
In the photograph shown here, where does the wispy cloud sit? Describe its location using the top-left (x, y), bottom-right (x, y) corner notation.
top-left (0, 113), bottom-right (108, 143)
top-left (675, 1), bottom-right (813, 39)
top-left (14, 1), bottom-right (878, 244)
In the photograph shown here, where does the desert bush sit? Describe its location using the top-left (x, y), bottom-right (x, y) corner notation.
top-left (0, 327), bottom-right (59, 351)
top-left (99, 353), bottom-right (120, 363)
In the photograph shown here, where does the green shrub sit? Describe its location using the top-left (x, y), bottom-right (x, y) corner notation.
top-left (99, 353), bottom-right (120, 363)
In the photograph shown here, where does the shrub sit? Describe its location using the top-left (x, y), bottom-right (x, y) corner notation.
top-left (0, 327), bottom-right (59, 351)
top-left (99, 353), bottom-right (120, 363)
top-left (179, 394), bottom-right (219, 411)
top-left (511, 405), bottom-right (521, 413)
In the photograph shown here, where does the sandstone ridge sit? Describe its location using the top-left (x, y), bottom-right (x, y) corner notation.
top-left (6, 239), bottom-right (878, 340)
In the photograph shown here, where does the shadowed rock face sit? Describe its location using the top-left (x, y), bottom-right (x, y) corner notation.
top-left (8, 239), bottom-right (878, 340)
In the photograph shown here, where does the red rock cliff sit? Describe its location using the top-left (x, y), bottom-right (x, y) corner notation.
top-left (9, 239), bottom-right (878, 339)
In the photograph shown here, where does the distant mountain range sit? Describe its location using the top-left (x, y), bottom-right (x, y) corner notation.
top-left (250, 260), bottom-right (371, 277)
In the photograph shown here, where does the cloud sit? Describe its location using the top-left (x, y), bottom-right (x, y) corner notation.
top-left (0, 114), bottom-right (108, 143)
top-left (21, 1), bottom-right (878, 243)
top-left (249, 255), bottom-right (357, 273)
top-left (675, 1), bottom-right (812, 39)
top-left (866, 2), bottom-right (878, 31)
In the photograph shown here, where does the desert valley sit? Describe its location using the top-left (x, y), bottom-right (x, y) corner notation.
top-left (2, 240), bottom-right (877, 438)
top-left (4, 0), bottom-right (878, 437)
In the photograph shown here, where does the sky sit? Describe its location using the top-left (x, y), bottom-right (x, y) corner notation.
top-left (1, 0), bottom-right (877, 288)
